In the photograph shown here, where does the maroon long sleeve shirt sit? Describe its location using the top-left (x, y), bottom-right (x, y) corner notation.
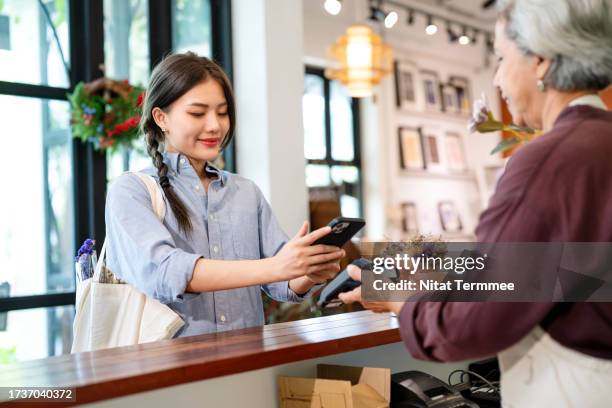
top-left (399, 105), bottom-right (612, 361)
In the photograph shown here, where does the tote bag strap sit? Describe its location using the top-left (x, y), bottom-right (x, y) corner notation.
top-left (93, 172), bottom-right (166, 281)
top-left (130, 172), bottom-right (167, 221)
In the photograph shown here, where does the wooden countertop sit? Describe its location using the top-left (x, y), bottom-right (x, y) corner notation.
top-left (0, 311), bottom-right (400, 406)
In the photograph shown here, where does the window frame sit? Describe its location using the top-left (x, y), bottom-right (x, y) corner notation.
top-left (0, 0), bottom-right (233, 316)
top-left (304, 66), bottom-right (363, 216)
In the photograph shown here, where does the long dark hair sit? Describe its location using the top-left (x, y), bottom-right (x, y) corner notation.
top-left (140, 52), bottom-right (236, 235)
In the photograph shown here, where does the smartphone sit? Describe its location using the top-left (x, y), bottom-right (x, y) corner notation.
top-left (311, 217), bottom-right (366, 247)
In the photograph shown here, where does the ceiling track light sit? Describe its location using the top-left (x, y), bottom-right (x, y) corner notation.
top-left (458, 25), bottom-right (471, 45)
top-left (406, 9), bottom-right (415, 25)
top-left (446, 22), bottom-right (459, 43)
top-left (384, 10), bottom-right (398, 28)
top-left (368, 0), bottom-right (385, 23)
top-left (362, 1), bottom-right (493, 54)
top-left (324, 0), bottom-right (342, 16)
top-left (471, 29), bottom-right (479, 45)
top-left (485, 33), bottom-right (495, 52)
top-left (425, 15), bottom-right (438, 35)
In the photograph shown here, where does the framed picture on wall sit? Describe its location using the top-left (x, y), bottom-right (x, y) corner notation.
top-left (422, 132), bottom-right (445, 172)
top-left (401, 202), bottom-right (419, 235)
top-left (420, 70), bottom-right (442, 111)
top-left (398, 127), bottom-right (425, 170)
top-left (438, 201), bottom-right (463, 232)
top-left (394, 61), bottom-right (422, 111)
top-left (450, 76), bottom-right (472, 115)
top-left (441, 83), bottom-right (461, 114)
top-left (444, 132), bottom-right (467, 173)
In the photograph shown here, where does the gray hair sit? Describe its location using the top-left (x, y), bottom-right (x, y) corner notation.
top-left (497, 0), bottom-right (612, 92)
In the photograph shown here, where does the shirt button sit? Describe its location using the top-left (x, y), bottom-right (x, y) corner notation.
top-left (180, 158), bottom-right (186, 165)
top-left (194, 185), bottom-right (200, 191)
top-left (213, 245), bottom-right (219, 253)
top-left (209, 214), bottom-right (215, 221)
top-left (220, 315), bottom-right (226, 322)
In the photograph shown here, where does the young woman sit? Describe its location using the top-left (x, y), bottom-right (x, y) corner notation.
top-left (105, 52), bottom-right (344, 337)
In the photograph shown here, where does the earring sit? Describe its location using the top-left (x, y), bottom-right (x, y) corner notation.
top-left (536, 79), bottom-right (546, 92)
top-left (161, 128), bottom-right (167, 133)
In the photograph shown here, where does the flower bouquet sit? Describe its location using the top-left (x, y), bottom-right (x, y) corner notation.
top-left (468, 94), bottom-right (541, 155)
top-left (75, 239), bottom-right (97, 284)
top-left (68, 78), bottom-right (144, 151)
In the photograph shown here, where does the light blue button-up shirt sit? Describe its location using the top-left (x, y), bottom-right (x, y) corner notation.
top-left (105, 152), bottom-right (317, 337)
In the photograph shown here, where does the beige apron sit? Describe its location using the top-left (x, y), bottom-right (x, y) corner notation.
top-left (499, 326), bottom-right (612, 408)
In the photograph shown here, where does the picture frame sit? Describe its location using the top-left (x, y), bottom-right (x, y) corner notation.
top-left (444, 132), bottom-right (467, 173)
top-left (394, 60), bottom-right (422, 111)
top-left (438, 201), bottom-right (463, 232)
top-left (449, 76), bottom-right (472, 115)
top-left (398, 127), bottom-right (425, 170)
top-left (440, 83), bottom-right (461, 114)
top-left (422, 131), bottom-right (445, 172)
top-left (401, 202), bottom-right (419, 235)
top-left (420, 70), bottom-right (442, 112)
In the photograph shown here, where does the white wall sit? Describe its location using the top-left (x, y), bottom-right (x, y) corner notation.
top-left (233, 0), bottom-right (309, 236)
top-left (303, 0), bottom-right (505, 241)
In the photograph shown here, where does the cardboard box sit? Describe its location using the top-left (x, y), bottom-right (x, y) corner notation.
top-left (279, 364), bottom-right (390, 408)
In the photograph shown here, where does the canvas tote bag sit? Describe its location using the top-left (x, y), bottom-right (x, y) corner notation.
top-left (71, 172), bottom-right (184, 353)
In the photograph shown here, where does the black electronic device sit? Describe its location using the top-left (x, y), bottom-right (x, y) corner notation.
top-left (317, 258), bottom-right (371, 308)
top-left (311, 217), bottom-right (365, 247)
top-left (391, 371), bottom-right (479, 408)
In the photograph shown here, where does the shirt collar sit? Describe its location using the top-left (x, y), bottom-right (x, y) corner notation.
top-left (164, 151), bottom-right (227, 186)
top-left (568, 94), bottom-right (607, 110)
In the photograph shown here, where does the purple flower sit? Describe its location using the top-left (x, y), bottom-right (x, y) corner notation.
top-left (75, 238), bottom-right (96, 260)
top-left (467, 93), bottom-right (491, 133)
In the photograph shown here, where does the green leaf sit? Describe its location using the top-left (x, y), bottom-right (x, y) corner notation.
top-left (490, 137), bottom-right (522, 155)
top-left (477, 119), bottom-right (505, 133)
top-left (506, 124), bottom-right (537, 134)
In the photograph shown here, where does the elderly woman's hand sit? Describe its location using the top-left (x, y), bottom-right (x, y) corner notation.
top-left (338, 265), bottom-right (404, 315)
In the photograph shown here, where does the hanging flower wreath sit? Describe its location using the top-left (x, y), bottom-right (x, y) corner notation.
top-left (68, 78), bottom-right (145, 151)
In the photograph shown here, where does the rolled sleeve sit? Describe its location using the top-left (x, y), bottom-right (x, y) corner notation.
top-left (253, 183), bottom-right (320, 303)
top-left (156, 249), bottom-right (202, 303)
top-left (105, 173), bottom-right (202, 304)
top-left (286, 281), bottom-right (324, 303)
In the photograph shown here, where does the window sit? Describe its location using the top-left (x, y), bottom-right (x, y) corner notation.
top-left (0, 0), bottom-right (75, 364)
top-left (0, 0), bottom-right (70, 88)
top-left (303, 67), bottom-right (362, 217)
top-left (0, 0), bottom-right (231, 363)
top-left (104, 0), bottom-right (152, 180)
top-left (105, 0), bottom-right (217, 181)
top-left (172, 0), bottom-right (212, 56)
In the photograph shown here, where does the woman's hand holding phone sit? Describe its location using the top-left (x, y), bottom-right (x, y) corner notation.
top-left (272, 221), bottom-right (345, 282)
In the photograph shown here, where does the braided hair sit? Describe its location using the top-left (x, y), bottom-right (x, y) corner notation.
top-left (140, 52), bottom-right (236, 234)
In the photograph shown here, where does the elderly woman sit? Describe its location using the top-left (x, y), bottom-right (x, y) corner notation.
top-left (341, 0), bottom-right (612, 406)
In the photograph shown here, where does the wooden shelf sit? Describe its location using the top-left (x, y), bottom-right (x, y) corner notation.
top-left (0, 311), bottom-right (400, 407)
